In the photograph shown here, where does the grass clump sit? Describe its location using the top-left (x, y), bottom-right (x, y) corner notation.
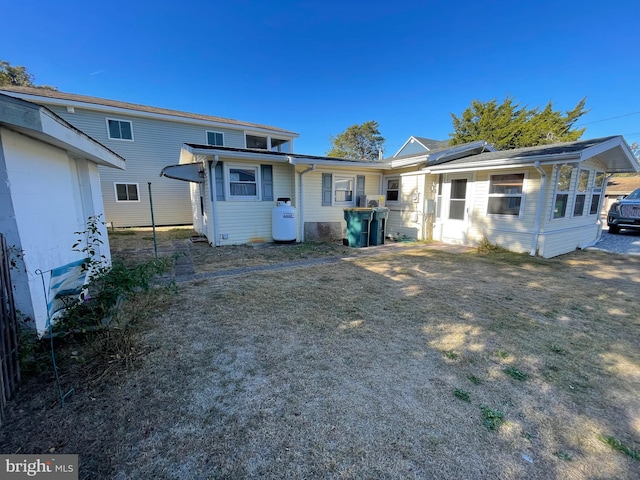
top-left (503, 366), bottom-right (529, 381)
top-left (468, 374), bottom-right (483, 385)
top-left (480, 405), bottom-right (505, 431)
top-left (549, 344), bottom-right (569, 355)
top-left (476, 237), bottom-right (509, 254)
top-left (494, 349), bottom-right (510, 359)
top-left (444, 350), bottom-right (459, 360)
top-left (601, 435), bottom-right (640, 461)
top-left (555, 450), bottom-right (573, 461)
top-left (453, 388), bottom-right (471, 402)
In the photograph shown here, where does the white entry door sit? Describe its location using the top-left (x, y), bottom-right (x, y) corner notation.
top-left (442, 174), bottom-right (473, 244)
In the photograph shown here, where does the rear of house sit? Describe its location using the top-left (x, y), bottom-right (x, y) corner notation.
top-left (170, 138), bottom-right (638, 258)
top-left (0, 86), bottom-right (298, 228)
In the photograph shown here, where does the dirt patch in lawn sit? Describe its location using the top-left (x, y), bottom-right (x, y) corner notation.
top-left (1, 241), bottom-right (639, 479)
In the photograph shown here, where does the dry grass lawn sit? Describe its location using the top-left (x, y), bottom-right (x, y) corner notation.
top-left (1, 230), bottom-right (639, 479)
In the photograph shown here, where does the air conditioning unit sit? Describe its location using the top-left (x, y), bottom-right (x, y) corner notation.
top-left (359, 195), bottom-right (385, 207)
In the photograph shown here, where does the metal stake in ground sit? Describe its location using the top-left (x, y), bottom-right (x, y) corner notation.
top-left (148, 182), bottom-right (158, 259)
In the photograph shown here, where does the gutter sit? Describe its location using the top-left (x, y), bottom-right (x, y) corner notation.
top-left (530, 161), bottom-right (547, 256)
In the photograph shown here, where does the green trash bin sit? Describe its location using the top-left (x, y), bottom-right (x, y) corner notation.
top-left (343, 208), bottom-right (374, 248)
top-left (369, 207), bottom-right (389, 246)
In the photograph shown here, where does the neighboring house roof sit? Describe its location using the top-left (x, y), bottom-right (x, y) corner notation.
top-left (605, 176), bottom-right (640, 196)
top-left (425, 136), bottom-right (639, 174)
top-left (389, 140), bottom-right (495, 168)
top-left (393, 136), bottom-right (450, 158)
top-left (0, 93), bottom-right (125, 169)
top-left (0, 85), bottom-right (298, 137)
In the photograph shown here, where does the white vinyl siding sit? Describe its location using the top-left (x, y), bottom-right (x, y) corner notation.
top-left (464, 169), bottom-right (540, 251)
top-left (302, 170), bottom-right (382, 223)
top-left (47, 105), bottom-right (246, 227)
top-left (213, 162), bottom-right (294, 245)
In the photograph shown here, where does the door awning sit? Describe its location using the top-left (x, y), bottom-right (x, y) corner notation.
top-left (160, 163), bottom-right (205, 183)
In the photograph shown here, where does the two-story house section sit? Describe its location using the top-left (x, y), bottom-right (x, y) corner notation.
top-left (0, 86), bottom-right (298, 227)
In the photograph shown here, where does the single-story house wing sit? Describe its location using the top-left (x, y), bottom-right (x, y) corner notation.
top-left (0, 93), bottom-right (125, 333)
top-left (165, 136), bottom-right (639, 258)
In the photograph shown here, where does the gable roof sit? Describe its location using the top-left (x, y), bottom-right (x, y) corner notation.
top-left (0, 93), bottom-right (125, 169)
top-left (425, 136), bottom-right (639, 174)
top-left (0, 86), bottom-right (298, 137)
top-left (392, 135), bottom-right (450, 158)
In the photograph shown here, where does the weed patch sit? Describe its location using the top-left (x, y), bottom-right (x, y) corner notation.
top-left (480, 405), bottom-right (505, 431)
top-left (601, 435), bottom-right (640, 461)
top-left (453, 388), bottom-right (471, 402)
top-left (503, 366), bottom-right (529, 381)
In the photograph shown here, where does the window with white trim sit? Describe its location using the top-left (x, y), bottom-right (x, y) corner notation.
top-left (206, 131), bottom-right (224, 146)
top-left (225, 164), bottom-right (260, 200)
top-left (114, 183), bottom-right (139, 202)
top-left (487, 173), bottom-right (525, 216)
top-left (573, 169), bottom-right (590, 216)
top-left (553, 165), bottom-right (573, 219)
top-left (589, 171), bottom-right (605, 215)
top-left (107, 118), bottom-right (133, 140)
top-left (385, 177), bottom-right (400, 202)
top-left (334, 176), bottom-right (355, 206)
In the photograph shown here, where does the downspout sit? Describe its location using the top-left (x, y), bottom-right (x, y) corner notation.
top-left (210, 155), bottom-right (221, 246)
top-left (530, 161), bottom-right (547, 256)
top-left (298, 164), bottom-right (316, 242)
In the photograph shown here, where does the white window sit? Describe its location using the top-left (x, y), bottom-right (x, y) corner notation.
top-left (589, 171), bottom-right (605, 215)
top-left (487, 173), bottom-right (525, 216)
top-left (385, 177), bottom-right (400, 202)
top-left (114, 183), bottom-right (139, 202)
top-left (334, 176), bottom-right (355, 206)
top-left (225, 164), bottom-right (260, 200)
top-left (553, 165), bottom-right (573, 219)
top-left (573, 169), bottom-right (590, 216)
top-left (106, 118), bottom-right (133, 141)
top-left (206, 131), bottom-right (224, 146)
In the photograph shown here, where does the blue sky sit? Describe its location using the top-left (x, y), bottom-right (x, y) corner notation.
top-left (2, 0), bottom-right (639, 156)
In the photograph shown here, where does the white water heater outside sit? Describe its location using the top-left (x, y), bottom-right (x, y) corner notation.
top-left (272, 197), bottom-right (296, 242)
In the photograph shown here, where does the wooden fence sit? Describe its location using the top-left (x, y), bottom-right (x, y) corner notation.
top-left (0, 233), bottom-right (20, 426)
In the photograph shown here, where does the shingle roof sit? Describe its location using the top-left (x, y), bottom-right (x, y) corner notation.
top-left (0, 85), bottom-right (298, 136)
top-left (413, 137), bottom-right (450, 150)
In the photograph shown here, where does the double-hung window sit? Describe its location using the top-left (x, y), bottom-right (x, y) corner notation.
top-left (114, 183), bottom-right (139, 202)
top-left (385, 177), bottom-right (400, 202)
top-left (553, 165), bottom-right (573, 219)
top-left (227, 165), bottom-right (259, 199)
top-left (106, 118), bottom-right (133, 141)
top-left (589, 171), bottom-right (605, 215)
top-left (334, 176), bottom-right (355, 205)
top-left (487, 173), bottom-right (525, 216)
top-left (573, 170), bottom-right (590, 216)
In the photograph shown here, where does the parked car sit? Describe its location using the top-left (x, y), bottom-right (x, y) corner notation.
top-left (607, 187), bottom-right (640, 233)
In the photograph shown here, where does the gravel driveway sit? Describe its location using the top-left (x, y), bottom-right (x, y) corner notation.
top-left (589, 227), bottom-right (640, 255)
